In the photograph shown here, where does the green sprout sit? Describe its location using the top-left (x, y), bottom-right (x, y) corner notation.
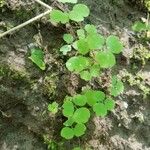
top-left (132, 21), bottom-right (150, 32)
top-left (110, 76), bottom-right (124, 97)
top-left (60, 45), bottom-right (72, 55)
top-left (48, 102), bottom-right (59, 114)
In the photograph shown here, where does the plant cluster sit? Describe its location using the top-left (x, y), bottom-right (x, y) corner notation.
top-left (60, 90), bottom-right (115, 139)
top-left (28, 0), bottom-right (124, 143)
top-left (48, 0), bottom-right (124, 141)
top-left (131, 21), bottom-right (150, 66)
top-left (132, 20), bottom-right (150, 40)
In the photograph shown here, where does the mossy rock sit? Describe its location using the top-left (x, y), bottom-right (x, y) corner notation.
top-left (128, 0), bottom-right (150, 11)
top-left (0, 64), bottom-right (30, 84)
top-left (42, 74), bottom-right (59, 98)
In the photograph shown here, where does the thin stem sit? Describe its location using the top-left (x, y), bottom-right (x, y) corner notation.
top-left (0, 10), bottom-right (52, 38)
top-left (0, 0), bottom-right (52, 38)
top-left (34, 0), bottom-right (52, 9)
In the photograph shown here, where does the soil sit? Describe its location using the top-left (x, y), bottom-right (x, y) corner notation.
top-left (0, 0), bottom-right (150, 150)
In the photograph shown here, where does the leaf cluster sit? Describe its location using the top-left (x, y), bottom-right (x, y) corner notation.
top-left (64, 26), bottom-right (123, 80)
top-left (50, 4), bottom-right (90, 24)
top-left (50, 3), bottom-right (123, 81)
top-left (48, 102), bottom-right (59, 114)
top-left (61, 90), bottom-right (115, 139)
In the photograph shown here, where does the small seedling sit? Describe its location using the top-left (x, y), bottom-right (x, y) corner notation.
top-left (132, 21), bottom-right (150, 32)
top-left (109, 75), bottom-right (124, 97)
top-left (48, 102), bottom-right (59, 114)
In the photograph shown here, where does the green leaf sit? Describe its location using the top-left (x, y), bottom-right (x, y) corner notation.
top-left (73, 4), bottom-right (90, 17)
top-left (80, 71), bottom-right (92, 81)
top-left (73, 94), bottom-right (87, 106)
top-left (63, 34), bottom-right (74, 44)
top-left (77, 29), bottom-right (85, 39)
top-left (61, 127), bottom-right (74, 139)
top-left (77, 39), bottom-right (90, 54)
top-left (87, 34), bottom-right (105, 49)
top-left (84, 90), bottom-right (105, 106)
top-left (132, 21), bottom-right (147, 32)
top-left (74, 123), bottom-right (86, 137)
top-left (93, 103), bottom-right (107, 117)
top-left (85, 24), bottom-right (97, 34)
top-left (90, 65), bottom-right (100, 77)
top-left (106, 35), bottom-right (123, 54)
top-left (95, 51), bottom-right (116, 68)
top-left (60, 45), bottom-right (72, 55)
top-left (69, 10), bottom-right (84, 22)
top-left (69, 4), bottom-right (90, 22)
top-left (62, 100), bottom-right (74, 117)
top-left (110, 76), bottom-right (124, 97)
top-left (58, 0), bottom-right (77, 3)
top-left (28, 48), bottom-right (46, 70)
top-left (48, 102), bottom-right (58, 114)
top-left (66, 56), bottom-right (91, 73)
top-left (105, 98), bottom-right (115, 110)
top-left (73, 107), bottom-right (90, 124)
top-left (50, 10), bottom-right (69, 24)
top-left (63, 117), bottom-right (74, 126)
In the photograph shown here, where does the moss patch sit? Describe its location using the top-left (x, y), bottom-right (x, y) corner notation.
top-left (42, 73), bottom-right (59, 98)
top-left (0, 64), bottom-right (30, 84)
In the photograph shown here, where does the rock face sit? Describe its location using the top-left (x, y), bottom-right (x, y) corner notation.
top-left (0, 0), bottom-right (150, 150)
top-left (126, 0), bottom-right (150, 11)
